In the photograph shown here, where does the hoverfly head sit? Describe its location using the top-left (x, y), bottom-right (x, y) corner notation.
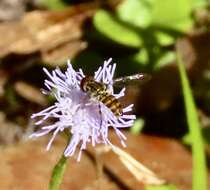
top-left (80, 76), bottom-right (95, 92)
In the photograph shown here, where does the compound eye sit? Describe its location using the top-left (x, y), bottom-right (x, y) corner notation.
top-left (80, 77), bottom-right (86, 92)
top-left (80, 76), bottom-right (94, 92)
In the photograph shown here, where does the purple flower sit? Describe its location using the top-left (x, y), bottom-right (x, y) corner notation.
top-left (30, 58), bottom-right (136, 161)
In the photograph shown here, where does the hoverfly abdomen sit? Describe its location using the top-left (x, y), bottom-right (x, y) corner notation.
top-left (98, 93), bottom-right (122, 117)
top-left (80, 76), bottom-right (122, 117)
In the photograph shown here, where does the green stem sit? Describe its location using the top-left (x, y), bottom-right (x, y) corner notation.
top-left (177, 50), bottom-right (207, 190)
top-left (48, 132), bottom-right (71, 190)
top-left (48, 154), bottom-right (68, 190)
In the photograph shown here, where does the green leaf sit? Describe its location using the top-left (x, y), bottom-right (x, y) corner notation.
top-left (182, 132), bottom-right (192, 145)
top-left (151, 0), bottom-right (193, 32)
top-left (48, 155), bottom-right (67, 190)
top-left (117, 0), bottom-right (193, 32)
top-left (192, 0), bottom-right (209, 8)
top-left (117, 0), bottom-right (154, 28)
top-left (133, 48), bottom-right (149, 66)
top-left (41, 0), bottom-right (67, 10)
top-left (146, 184), bottom-right (179, 190)
top-left (177, 51), bottom-right (208, 190)
top-left (155, 31), bottom-right (176, 46)
top-left (130, 118), bottom-right (145, 134)
top-left (93, 10), bottom-right (142, 47)
top-left (155, 51), bottom-right (175, 69)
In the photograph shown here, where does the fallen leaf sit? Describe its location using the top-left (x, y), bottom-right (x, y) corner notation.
top-left (88, 132), bottom-right (210, 190)
top-left (0, 136), bottom-right (120, 190)
top-left (0, 3), bottom-right (97, 65)
top-left (14, 81), bottom-right (47, 105)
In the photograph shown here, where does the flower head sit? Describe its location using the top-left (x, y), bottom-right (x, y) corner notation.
top-left (30, 58), bottom-right (136, 161)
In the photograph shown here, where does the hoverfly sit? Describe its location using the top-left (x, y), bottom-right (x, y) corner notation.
top-left (80, 73), bottom-right (151, 117)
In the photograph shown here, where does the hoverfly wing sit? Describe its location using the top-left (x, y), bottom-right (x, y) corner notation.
top-left (113, 73), bottom-right (151, 87)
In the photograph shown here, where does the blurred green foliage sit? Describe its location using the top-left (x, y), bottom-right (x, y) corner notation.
top-left (39, 0), bottom-right (209, 73)
top-left (94, 10), bottom-right (143, 48)
top-left (117, 0), bottom-right (193, 32)
top-left (41, 0), bottom-right (68, 10)
top-left (130, 118), bottom-right (145, 134)
top-left (93, 0), bottom-right (208, 70)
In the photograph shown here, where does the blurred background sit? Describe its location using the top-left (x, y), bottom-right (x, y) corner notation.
top-left (0, 0), bottom-right (210, 190)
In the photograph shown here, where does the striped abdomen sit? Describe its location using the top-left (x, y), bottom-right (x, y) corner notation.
top-left (97, 92), bottom-right (122, 116)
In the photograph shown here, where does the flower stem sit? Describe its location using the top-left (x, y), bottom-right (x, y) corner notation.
top-left (48, 132), bottom-right (71, 190)
top-left (48, 154), bottom-right (68, 190)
